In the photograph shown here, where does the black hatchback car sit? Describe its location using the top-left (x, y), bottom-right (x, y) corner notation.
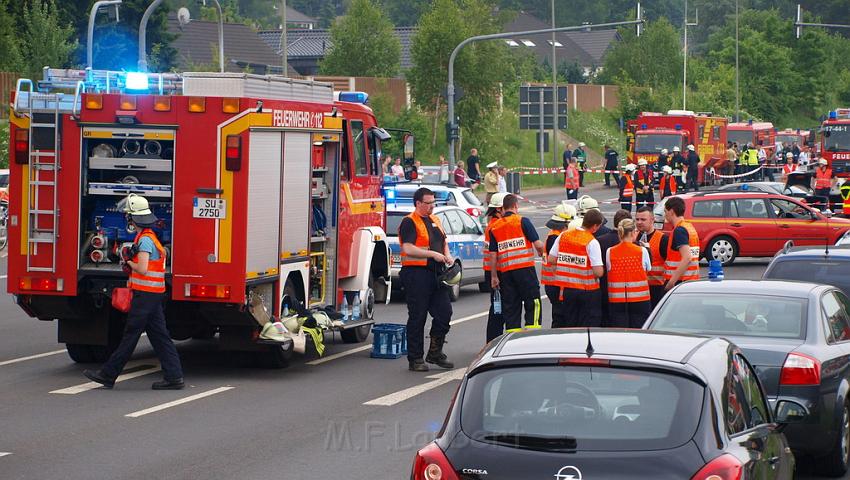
top-left (411, 329), bottom-right (800, 480)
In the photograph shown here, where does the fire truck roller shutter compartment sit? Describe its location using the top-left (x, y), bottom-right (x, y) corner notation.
top-left (280, 132), bottom-right (312, 262)
top-left (246, 131), bottom-right (282, 279)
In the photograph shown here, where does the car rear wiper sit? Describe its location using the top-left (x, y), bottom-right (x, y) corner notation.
top-left (482, 434), bottom-right (577, 451)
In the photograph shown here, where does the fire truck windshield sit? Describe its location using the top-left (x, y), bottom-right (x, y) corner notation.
top-left (634, 134), bottom-right (682, 154)
top-left (824, 128), bottom-right (850, 152)
top-left (775, 134), bottom-right (800, 146)
top-left (727, 130), bottom-right (754, 146)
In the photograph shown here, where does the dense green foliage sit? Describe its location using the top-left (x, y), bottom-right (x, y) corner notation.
top-left (319, 0), bottom-right (401, 77)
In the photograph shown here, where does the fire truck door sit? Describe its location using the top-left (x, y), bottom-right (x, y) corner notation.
top-left (246, 131), bottom-right (282, 277)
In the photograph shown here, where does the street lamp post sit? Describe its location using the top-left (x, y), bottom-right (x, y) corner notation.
top-left (683, 0), bottom-right (697, 110)
top-left (202, 0), bottom-right (225, 73)
top-left (735, 0), bottom-right (739, 122)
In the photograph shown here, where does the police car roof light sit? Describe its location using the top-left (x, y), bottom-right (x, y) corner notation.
top-left (641, 123), bottom-right (647, 129)
top-left (675, 124), bottom-right (682, 130)
top-left (829, 110), bottom-right (838, 120)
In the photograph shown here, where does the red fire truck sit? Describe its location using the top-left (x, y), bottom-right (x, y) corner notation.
top-left (727, 121), bottom-right (776, 158)
top-left (775, 128), bottom-right (810, 150)
top-left (626, 110), bottom-right (728, 183)
top-left (820, 109), bottom-right (850, 176)
top-left (7, 68), bottom-right (401, 367)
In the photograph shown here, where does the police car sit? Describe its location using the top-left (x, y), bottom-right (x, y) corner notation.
top-left (383, 181), bottom-right (485, 220)
top-left (386, 201), bottom-right (486, 301)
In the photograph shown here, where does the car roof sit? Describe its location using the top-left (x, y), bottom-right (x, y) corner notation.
top-left (481, 328), bottom-right (720, 366)
top-left (669, 279), bottom-right (822, 299)
top-left (774, 245), bottom-right (850, 259)
top-left (388, 182), bottom-right (468, 192)
top-left (682, 191), bottom-right (772, 200)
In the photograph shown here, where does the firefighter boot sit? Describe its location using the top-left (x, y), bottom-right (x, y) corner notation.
top-left (409, 358), bottom-right (429, 372)
top-left (426, 336), bottom-right (454, 369)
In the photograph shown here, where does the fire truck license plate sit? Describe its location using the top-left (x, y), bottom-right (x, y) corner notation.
top-left (193, 198), bottom-right (226, 219)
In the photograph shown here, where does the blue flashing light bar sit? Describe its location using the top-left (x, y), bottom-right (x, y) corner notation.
top-left (640, 123), bottom-right (647, 129)
top-left (125, 72), bottom-right (149, 91)
top-left (829, 110), bottom-right (838, 119)
top-left (338, 91), bottom-right (369, 104)
top-left (675, 124), bottom-right (682, 130)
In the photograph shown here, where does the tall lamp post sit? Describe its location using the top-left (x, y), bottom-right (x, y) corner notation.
top-left (202, 0), bottom-right (225, 73)
top-left (735, 0), bottom-right (739, 122)
top-left (682, 0), bottom-right (697, 110)
top-left (87, 0), bottom-right (122, 70)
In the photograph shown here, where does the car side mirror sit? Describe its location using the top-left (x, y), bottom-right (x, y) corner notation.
top-left (774, 399), bottom-right (808, 424)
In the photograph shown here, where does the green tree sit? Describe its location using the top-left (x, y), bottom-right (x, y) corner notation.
top-left (597, 19), bottom-right (683, 89)
top-left (20, 0), bottom-right (77, 80)
top-left (319, 0), bottom-right (401, 77)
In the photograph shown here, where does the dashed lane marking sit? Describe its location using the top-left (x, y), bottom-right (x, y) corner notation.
top-left (50, 362), bottom-right (161, 394)
top-left (0, 452), bottom-right (12, 458)
top-left (0, 275), bottom-right (6, 279)
top-left (0, 349), bottom-right (66, 367)
top-left (125, 386), bottom-right (235, 418)
top-left (363, 368), bottom-right (465, 406)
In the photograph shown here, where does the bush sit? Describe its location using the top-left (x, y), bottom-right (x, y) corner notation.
top-left (0, 121), bottom-right (8, 169)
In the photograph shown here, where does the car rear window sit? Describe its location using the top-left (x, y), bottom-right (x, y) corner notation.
top-left (460, 366), bottom-right (703, 451)
top-left (766, 259), bottom-right (850, 296)
top-left (650, 293), bottom-right (806, 339)
top-left (692, 200), bottom-right (724, 217)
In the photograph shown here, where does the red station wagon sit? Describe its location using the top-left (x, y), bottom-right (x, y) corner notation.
top-left (653, 192), bottom-right (850, 265)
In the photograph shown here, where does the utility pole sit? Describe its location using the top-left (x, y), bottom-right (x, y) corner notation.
top-left (87, 0), bottom-right (122, 70)
top-left (735, 0), bottom-right (739, 122)
top-left (281, 0), bottom-right (288, 73)
top-left (795, 3), bottom-right (850, 38)
top-left (551, 0), bottom-right (558, 169)
top-left (445, 14), bottom-right (645, 169)
top-left (683, 0), bottom-right (697, 110)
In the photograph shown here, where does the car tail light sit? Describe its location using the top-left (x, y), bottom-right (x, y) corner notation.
top-left (691, 454), bottom-right (742, 480)
top-left (411, 442), bottom-right (459, 480)
top-left (15, 129), bottom-right (29, 164)
top-left (225, 135), bottom-right (241, 171)
top-left (466, 207), bottom-right (480, 218)
top-left (18, 277), bottom-right (64, 292)
top-left (558, 357), bottom-right (610, 367)
top-left (780, 352), bottom-right (821, 386)
top-left (185, 284), bottom-right (231, 299)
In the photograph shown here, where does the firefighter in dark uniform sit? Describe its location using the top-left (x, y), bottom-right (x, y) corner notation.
top-left (398, 187), bottom-right (454, 372)
top-left (489, 194), bottom-right (545, 333)
top-left (541, 203), bottom-right (576, 328)
top-left (483, 192), bottom-right (507, 343)
top-left (635, 158), bottom-right (655, 208)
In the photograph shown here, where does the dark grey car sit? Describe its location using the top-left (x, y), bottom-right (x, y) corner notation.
top-left (411, 329), bottom-right (799, 480)
top-left (645, 279), bottom-right (850, 477)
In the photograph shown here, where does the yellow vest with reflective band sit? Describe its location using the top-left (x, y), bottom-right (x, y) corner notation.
top-left (841, 184), bottom-right (850, 215)
top-left (608, 242), bottom-right (650, 303)
top-left (483, 219), bottom-right (497, 272)
top-left (553, 229), bottom-right (599, 291)
top-left (646, 231), bottom-right (666, 286)
top-left (540, 230), bottom-right (561, 286)
top-left (664, 220), bottom-right (700, 282)
top-left (491, 214), bottom-right (536, 272)
top-left (399, 213), bottom-right (445, 267)
top-left (128, 229), bottom-right (166, 293)
top-left (745, 149), bottom-right (759, 166)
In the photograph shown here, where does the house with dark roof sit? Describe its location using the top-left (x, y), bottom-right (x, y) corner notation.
top-left (168, 15), bottom-right (295, 75)
top-left (277, 6), bottom-right (318, 30)
top-left (258, 27), bottom-right (416, 77)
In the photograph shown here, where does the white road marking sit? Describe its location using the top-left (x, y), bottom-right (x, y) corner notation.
top-left (363, 368), bottom-right (465, 406)
top-left (307, 344), bottom-right (372, 366)
top-left (0, 349), bottom-right (66, 367)
top-left (0, 452), bottom-right (12, 458)
top-left (125, 386), bottom-right (234, 418)
top-left (50, 363), bottom-right (161, 394)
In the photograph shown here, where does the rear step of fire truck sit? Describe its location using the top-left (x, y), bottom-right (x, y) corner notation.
top-left (14, 78), bottom-right (84, 273)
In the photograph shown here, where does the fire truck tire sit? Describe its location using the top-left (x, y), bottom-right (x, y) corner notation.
top-left (341, 323), bottom-right (372, 344)
top-left (66, 344), bottom-right (98, 363)
top-left (258, 343), bottom-right (293, 369)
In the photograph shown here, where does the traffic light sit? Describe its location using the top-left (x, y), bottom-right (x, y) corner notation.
top-left (446, 122), bottom-right (460, 141)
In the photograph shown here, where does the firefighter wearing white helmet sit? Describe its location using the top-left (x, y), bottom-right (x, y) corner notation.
top-left (659, 165), bottom-right (678, 198)
top-left (635, 158), bottom-right (655, 208)
top-left (483, 192), bottom-right (508, 342)
top-left (541, 202), bottom-right (576, 327)
top-left (782, 152), bottom-right (797, 178)
top-left (570, 195), bottom-right (612, 237)
top-left (84, 194), bottom-right (185, 391)
top-left (618, 163), bottom-right (637, 212)
top-left (657, 148), bottom-right (670, 171)
top-left (684, 144), bottom-right (701, 192)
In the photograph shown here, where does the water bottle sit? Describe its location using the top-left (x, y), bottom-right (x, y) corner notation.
top-left (493, 289), bottom-right (502, 314)
top-left (282, 304), bottom-right (290, 317)
top-left (352, 294), bottom-right (361, 322)
top-left (342, 294), bottom-right (350, 322)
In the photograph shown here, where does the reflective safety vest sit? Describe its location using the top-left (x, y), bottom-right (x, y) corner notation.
top-left (815, 167), bottom-right (833, 190)
top-left (745, 149), bottom-right (759, 166)
top-left (659, 175), bottom-right (677, 198)
top-left (620, 175), bottom-right (634, 199)
top-left (128, 229), bottom-right (167, 293)
top-left (783, 164), bottom-right (794, 177)
top-left (540, 229), bottom-right (561, 286)
top-left (399, 213), bottom-right (445, 267)
top-left (491, 214), bottom-right (536, 272)
top-left (483, 218), bottom-right (498, 272)
top-left (841, 184), bottom-right (850, 216)
top-left (608, 242), bottom-right (650, 303)
top-left (663, 220), bottom-right (700, 283)
top-left (564, 165), bottom-right (579, 189)
top-left (636, 169), bottom-right (653, 190)
top-left (646, 231), bottom-right (666, 286)
top-left (553, 229), bottom-right (599, 291)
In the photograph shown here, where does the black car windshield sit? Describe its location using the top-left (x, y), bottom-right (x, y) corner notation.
top-left (461, 366), bottom-right (703, 451)
top-left (767, 259), bottom-right (850, 296)
top-left (650, 294), bottom-right (807, 339)
top-left (634, 134), bottom-right (682, 154)
top-left (727, 130), bottom-right (754, 146)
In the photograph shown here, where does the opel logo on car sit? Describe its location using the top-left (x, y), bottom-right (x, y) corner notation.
top-left (555, 466), bottom-right (582, 479)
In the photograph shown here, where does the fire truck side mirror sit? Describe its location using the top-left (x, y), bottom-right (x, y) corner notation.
top-left (403, 133), bottom-right (415, 163)
top-left (402, 133), bottom-right (417, 180)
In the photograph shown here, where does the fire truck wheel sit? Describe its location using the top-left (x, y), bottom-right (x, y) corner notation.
top-left (258, 343), bottom-right (293, 369)
top-left (341, 323), bottom-right (372, 344)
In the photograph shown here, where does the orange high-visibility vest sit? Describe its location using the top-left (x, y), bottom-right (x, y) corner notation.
top-left (815, 167), bottom-right (833, 190)
top-left (128, 229), bottom-right (167, 293)
top-left (540, 229), bottom-right (561, 286)
top-left (646, 231), bottom-right (666, 287)
top-left (564, 165), bottom-right (579, 189)
top-left (491, 214), bottom-right (535, 272)
top-left (664, 220), bottom-right (700, 282)
top-left (483, 218), bottom-right (498, 272)
top-left (783, 164), bottom-right (794, 176)
top-left (620, 175), bottom-right (634, 198)
top-left (553, 229), bottom-right (599, 291)
top-left (399, 213), bottom-right (445, 267)
top-left (608, 242), bottom-right (650, 303)
top-left (659, 175), bottom-right (677, 197)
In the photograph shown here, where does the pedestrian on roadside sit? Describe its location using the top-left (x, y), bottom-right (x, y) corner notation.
top-left (390, 156), bottom-right (405, 178)
top-left (663, 196), bottom-right (700, 290)
top-left (604, 144), bottom-right (620, 187)
top-left (725, 142), bottom-right (737, 181)
top-left (497, 166), bottom-right (508, 193)
top-left (483, 193), bottom-right (507, 342)
top-left (382, 154), bottom-right (392, 176)
top-left (658, 165), bottom-right (677, 199)
top-left (398, 187), bottom-right (454, 372)
top-left (685, 144), bottom-right (700, 192)
top-left (541, 203), bottom-right (576, 328)
top-left (635, 206), bottom-right (667, 308)
top-left (84, 194), bottom-right (184, 390)
top-left (563, 143), bottom-right (573, 172)
top-left (635, 158), bottom-right (654, 208)
top-left (489, 194), bottom-right (545, 333)
top-left (549, 209), bottom-right (606, 327)
top-left (792, 142), bottom-right (801, 162)
top-left (671, 145), bottom-right (685, 176)
top-left (564, 156), bottom-right (580, 200)
top-left (595, 209), bottom-right (633, 327)
top-left (813, 158), bottom-right (834, 210)
top-left (606, 218), bottom-right (652, 328)
top-left (454, 161), bottom-right (468, 187)
top-left (798, 148), bottom-right (810, 169)
top-left (483, 162), bottom-right (499, 204)
top-left (782, 153), bottom-right (796, 179)
top-left (574, 142), bottom-right (587, 186)
top-left (466, 148), bottom-right (481, 185)
top-left (618, 163), bottom-right (636, 212)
